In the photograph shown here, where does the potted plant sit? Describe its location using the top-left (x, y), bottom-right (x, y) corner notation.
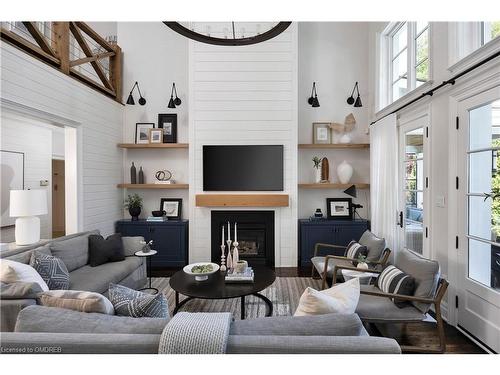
top-left (312, 156), bottom-right (322, 183)
top-left (124, 194), bottom-right (143, 221)
top-left (356, 254), bottom-right (369, 270)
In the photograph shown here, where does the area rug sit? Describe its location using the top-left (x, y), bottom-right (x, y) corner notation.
top-left (151, 277), bottom-right (321, 319)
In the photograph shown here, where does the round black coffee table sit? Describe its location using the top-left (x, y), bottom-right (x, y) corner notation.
top-left (169, 266), bottom-right (276, 319)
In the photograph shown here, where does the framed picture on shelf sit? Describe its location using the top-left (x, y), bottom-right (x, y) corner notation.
top-left (149, 129), bottom-right (163, 144)
top-left (158, 114), bottom-right (177, 143)
top-left (160, 198), bottom-right (182, 220)
top-left (326, 198), bottom-right (352, 220)
top-left (135, 123), bottom-right (155, 144)
top-left (312, 122), bottom-right (331, 144)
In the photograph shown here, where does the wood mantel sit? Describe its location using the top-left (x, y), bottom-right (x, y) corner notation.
top-left (195, 194), bottom-right (289, 207)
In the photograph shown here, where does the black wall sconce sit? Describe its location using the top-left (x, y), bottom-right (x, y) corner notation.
top-left (307, 82), bottom-right (320, 108)
top-left (126, 81), bottom-right (146, 105)
top-left (347, 82), bottom-right (362, 107)
top-left (168, 83), bottom-right (182, 109)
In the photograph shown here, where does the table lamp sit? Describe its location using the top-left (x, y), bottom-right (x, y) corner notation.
top-left (9, 189), bottom-right (48, 245)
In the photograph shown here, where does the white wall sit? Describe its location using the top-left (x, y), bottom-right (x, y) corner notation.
top-left (0, 112), bottom-right (53, 242)
top-left (118, 22), bottom-right (189, 219)
top-left (298, 22), bottom-right (371, 219)
top-left (1, 42), bottom-right (124, 236)
top-left (189, 24), bottom-right (298, 266)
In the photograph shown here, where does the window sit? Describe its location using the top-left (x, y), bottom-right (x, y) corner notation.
top-left (384, 22), bottom-right (430, 104)
top-left (481, 21), bottom-right (500, 46)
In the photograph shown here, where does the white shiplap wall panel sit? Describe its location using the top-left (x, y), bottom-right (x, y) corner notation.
top-left (1, 42), bottom-right (123, 237)
top-left (189, 24), bottom-right (298, 267)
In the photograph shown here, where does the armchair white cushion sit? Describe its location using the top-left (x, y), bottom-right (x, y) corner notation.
top-left (294, 278), bottom-right (360, 316)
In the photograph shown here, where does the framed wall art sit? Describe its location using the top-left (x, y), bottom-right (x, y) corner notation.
top-left (158, 114), bottom-right (177, 143)
top-left (135, 123), bottom-right (155, 144)
top-left (326, 198), bottom-right (352, 220)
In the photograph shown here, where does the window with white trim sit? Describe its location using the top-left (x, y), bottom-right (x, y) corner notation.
top-left (383, 22), bottom-right (430, 104)
top-left (481, 21), bottom-right (500, 46)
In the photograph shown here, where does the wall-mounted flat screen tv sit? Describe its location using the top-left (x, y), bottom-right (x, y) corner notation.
top-left (203, 145), bottom-right (284, 191)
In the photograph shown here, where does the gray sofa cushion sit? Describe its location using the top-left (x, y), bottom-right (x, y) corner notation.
top-left (122, 236), bottom-right (146, 257)
top-left (311, 256), bottom-right (352, 277)
top-left (6, 244), bottom-right (52, 265)
top-left (50, 231), bottom-right (98, 272)
top-left (69, 256), bottom-right (143, 294)
top-left (359, 230), bottom-right (386, 261)
top-left (356, 285), bottom-right (425, 322)
top-left (226, 335), bottom-right (402, 354)
top-left (14, 305), bottom-right (169, 334)
top-left (231, 313), bottom-right (367, 337)
top-left (395, 249), bottom-right (440, 312)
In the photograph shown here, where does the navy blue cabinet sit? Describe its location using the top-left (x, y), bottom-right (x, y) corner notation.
top-left (298, 219), bottom-right (369, 267)
top-left (115, 220), bottom-right (188, 268)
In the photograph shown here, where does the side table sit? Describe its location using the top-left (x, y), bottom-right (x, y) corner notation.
top-left (134, 250), bottom-right (159, 294)
top-left (341, 268), bottom-right (378, 285)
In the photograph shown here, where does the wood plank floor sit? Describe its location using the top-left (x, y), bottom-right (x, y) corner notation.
top-left (152, 266), bottom-right (486, 354)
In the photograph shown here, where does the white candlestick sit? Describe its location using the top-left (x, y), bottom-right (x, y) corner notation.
top-left (227, 221), bottom-right (231, 241)
top-left (221, 225), bottom-right (225, 246)
top-left (234, 222), bottom-right (237, 243)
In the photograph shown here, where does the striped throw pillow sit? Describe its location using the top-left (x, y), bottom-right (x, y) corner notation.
top-left (375, 265), bottom-right (416, 308)
top-left (344, 241), bottom-right (368, 266)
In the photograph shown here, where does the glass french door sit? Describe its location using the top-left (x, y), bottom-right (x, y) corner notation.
top-left (457, 87), bottom-right (500, 352)
top-left (398, 117), bottom-right (428, 255)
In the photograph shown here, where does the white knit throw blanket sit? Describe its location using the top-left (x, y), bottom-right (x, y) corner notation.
top-left (158, 312), bottom-right (232, 354)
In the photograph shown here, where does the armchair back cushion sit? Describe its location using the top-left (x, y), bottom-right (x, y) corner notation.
top-left (395, 249), bottom-right (440, 312)
top-left (359, 230), bottom-right (386, 261)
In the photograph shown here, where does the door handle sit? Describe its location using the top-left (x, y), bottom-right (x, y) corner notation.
top-left (398, 211), bottom-right (403, 228)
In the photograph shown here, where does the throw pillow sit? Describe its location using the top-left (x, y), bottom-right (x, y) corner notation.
top-left (1, 281), bottom-right (43, 299)
top-left (0, 260), bottom-right (49, 292)
top-left (88, 233), bottom-right (125, 267)
top-left (108, 283), bottom-right (169, 318)
top-left (344, 240), bottom-right (368, 266)
top-left (37, 290), bottom-right (115, 315)
top-left (376, 265), bottom-right (416, 308)
top-left (294, 278), bottom-right (360, 316)
top-left (30, 251), bottom-right (70, 290)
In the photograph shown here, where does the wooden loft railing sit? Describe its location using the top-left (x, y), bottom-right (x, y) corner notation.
top-left (1, 21), bottom-right (122, 102)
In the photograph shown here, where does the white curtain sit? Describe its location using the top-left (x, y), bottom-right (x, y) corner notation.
top-left (370, 114), bottom-right (398, 252)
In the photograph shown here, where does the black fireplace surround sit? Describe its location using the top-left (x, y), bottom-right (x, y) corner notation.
top-left (211, 211), bottom-right (275, 268)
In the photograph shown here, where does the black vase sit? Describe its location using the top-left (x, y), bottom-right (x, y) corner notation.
top-left (129, 206), bottom-right (141, 221)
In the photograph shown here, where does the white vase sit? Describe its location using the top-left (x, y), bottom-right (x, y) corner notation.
top-left (337, 160), bottom-right (353, 184)
top-left (339, 132), bottom-right (352, 144)
top-left (314, 168), bottom-right (321, 183)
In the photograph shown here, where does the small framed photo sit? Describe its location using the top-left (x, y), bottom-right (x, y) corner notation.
top-left (135, 123), bottom-right (155, 144)
top-left (326, 198), bottom-right (352, 220)
top-left (158, 114), bottom-right (178, 143)
top-left (149, 129), bottom-right (163, 144)
top-left (313, 122), bottom-right (331, 144)
top-left (160, 198), bottom-right (182, 220)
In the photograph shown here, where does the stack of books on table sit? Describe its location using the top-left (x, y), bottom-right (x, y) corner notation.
top-left (225, 267), bottom-right (254, 283)
top-left (146, 216), bottom-right (168, 222)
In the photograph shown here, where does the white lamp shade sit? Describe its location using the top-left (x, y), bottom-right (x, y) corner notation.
top-left (9, 189), bottom-right (48, 217)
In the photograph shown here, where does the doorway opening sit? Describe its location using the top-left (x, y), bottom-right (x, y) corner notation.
top-left (52, 159), bottom-right (65, 238)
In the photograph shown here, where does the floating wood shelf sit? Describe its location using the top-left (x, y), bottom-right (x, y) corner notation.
top-left (298, 183), bottom-right (370, 189)
top-left (298, 144), bottom-right (370, 149)
top-left (195, 194), bottom-right (289, 207)
top-left (117, 184), bottom-right (189, 189)
top-left (117, 143), bottom-right (189, 149)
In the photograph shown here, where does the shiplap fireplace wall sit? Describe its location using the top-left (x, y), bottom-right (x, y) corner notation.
top-left (188, 23), bottom-right (298, 266)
